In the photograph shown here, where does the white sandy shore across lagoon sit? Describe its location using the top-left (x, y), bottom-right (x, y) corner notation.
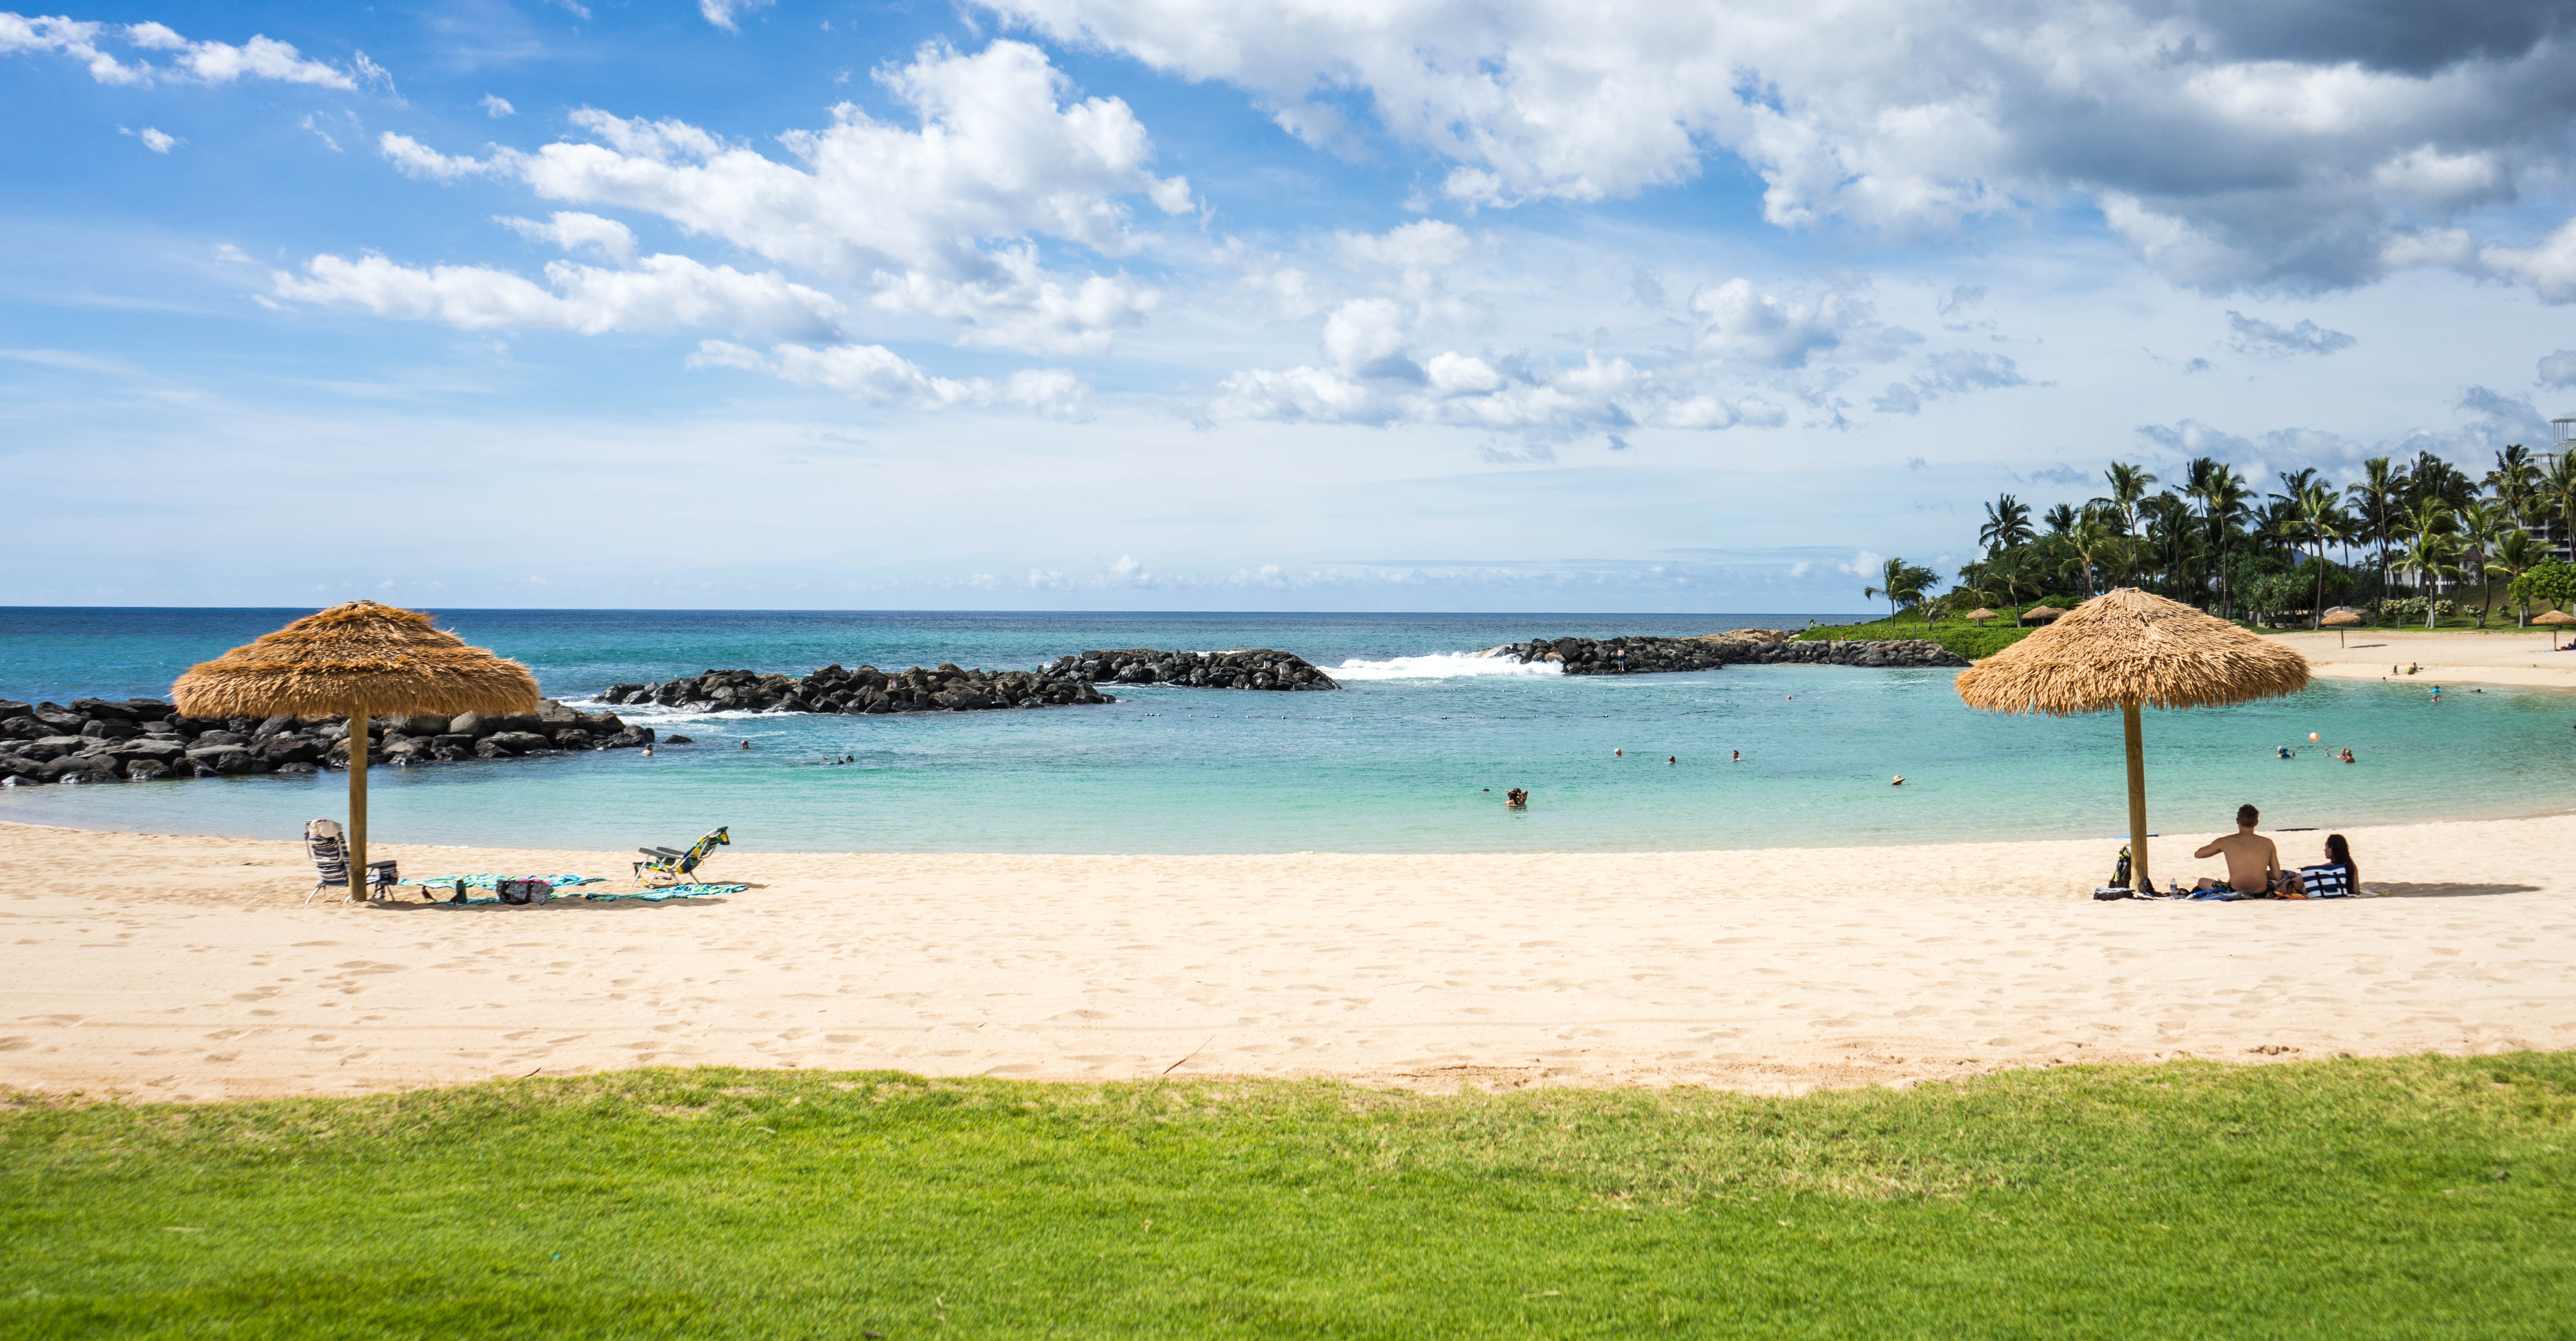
top-left (6, 816), bottom-right (2573, 1104)
top-left (2271, 626), bottom-right (2576, 690)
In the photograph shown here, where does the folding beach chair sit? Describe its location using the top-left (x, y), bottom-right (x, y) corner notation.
top-left (305, 819), bottom-right (398, 905)
top-left (635, 826), bottom-right (730, 887)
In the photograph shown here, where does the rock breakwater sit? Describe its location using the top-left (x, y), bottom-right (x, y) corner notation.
top-left (599, 662), bottom-right (1116, 715)
top-left (1485, 635), bottom-right (1969, 674)
top-left (0, 696), bottom-right (652, 785)
top-left (1067, 648), bottom-right (1339, 690)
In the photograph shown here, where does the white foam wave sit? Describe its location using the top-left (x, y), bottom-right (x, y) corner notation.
top-left (561, 696), bottom-right (774, 726)
top-left (1329, 650), bottom-right (1563, 681)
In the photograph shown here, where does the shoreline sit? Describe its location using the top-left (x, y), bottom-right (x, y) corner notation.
top-left (2263, 627), bottom-right (2576, 690)
top-left (7, 815), bottom-right (2570, 1105)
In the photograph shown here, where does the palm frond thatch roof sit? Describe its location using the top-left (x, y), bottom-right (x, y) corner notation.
top-left (2018, 605), bottom-right (2069, 623)
top-left (2320, 606), bottom-right (2366, 626)
top-left (1965, 608), bottom-right (1997, 620)
top-left (2536, 610), bottom-right (2576, 627)
top-left (172, 600), bottom-right (542, 720)
top-left (1956, 588), bottom-right (2310, 716)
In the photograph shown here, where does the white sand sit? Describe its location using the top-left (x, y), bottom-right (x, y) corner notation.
top-left (6, 815), bottom-right (2572, 1103)
top-left (2270, 626), bottom-right (2576, 690)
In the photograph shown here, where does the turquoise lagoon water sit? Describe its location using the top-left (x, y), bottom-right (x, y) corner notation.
top-left (2, 608), bottom-right (2569, 855)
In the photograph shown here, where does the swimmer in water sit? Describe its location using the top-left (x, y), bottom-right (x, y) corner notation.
top-left (1667, 755), bottom-right (1678, 765)
top-left (1731, 749), bottom-right (1740, 762)
top-left (1614, 748), bottom-right (1623, 757)
top-left (740, 740), bottom-right (753, 750)
top-left (1504, 787), bottom-right (1529, 809)
top-left (2340, 747), bottom-right (2356, 764)
top-left (641, 745), bottom-right (654, 757)
top-left (1892, 774), bottom-right (1905, 786)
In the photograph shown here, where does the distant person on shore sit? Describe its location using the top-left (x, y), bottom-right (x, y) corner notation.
top-left (1504, 788), bottom-right (1528, 809)
top-left (2192, 804), bottom-right (2298, 895)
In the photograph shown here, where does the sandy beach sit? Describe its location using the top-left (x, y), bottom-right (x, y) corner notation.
top-left (2270, 626), bottom-right (2576, 690)
top-left (5, 815), bottom-right (2570, 1103)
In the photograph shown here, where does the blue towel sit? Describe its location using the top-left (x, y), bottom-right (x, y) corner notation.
top-left (399, 873), bottom-right (604, 890)
top-left (584, 882), bottom-right (747, 901)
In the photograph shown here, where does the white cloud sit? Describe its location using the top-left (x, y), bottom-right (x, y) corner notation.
top-left (867, 245), bottom-right (1158, 354)
top-left (2481, 218), bottom-right (2576, 304)
top-left (1913, 350), bottom-right (2027, 395)
top-left (272, 253), bottom-right (845, 340)
top-left (481, 94), bottom-right (515, 118)
top-left (1836, 549), bottom-right (1885, 577)
top-left (379, 132), bottom-right (492, 182)
top-left (2226, 311), bottom-right (2358, 356)
top-left (498, 211), bottom-right (638, 262)
top-left (120, 124), bottom-right (177, 153)
top-left (699, 0), bottom-right (774, 32)
top-left (1871, 382), bottom-right (1921, 415)
top-left (691, 339), bottom-right (1088, 415)
top-left (2538, 350), bottom-right (2576, 388)
top-left (1, 15), bottom-right (379, 90)
top-left (1690, 279), bottom-right (1914, 369)
top-left (1214, 349), bottom-right (1782, 433)
top-left (974, 0), bottom-right (2576, 292)
top-left (380, 42), bottom-right (1187, 353)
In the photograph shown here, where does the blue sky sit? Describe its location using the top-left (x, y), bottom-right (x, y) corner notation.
top-left (6, 0), bottom-right (2576, 611)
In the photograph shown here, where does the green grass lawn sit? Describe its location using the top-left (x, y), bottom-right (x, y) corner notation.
top-left (6, 1055), bottom-right (2572, 1338)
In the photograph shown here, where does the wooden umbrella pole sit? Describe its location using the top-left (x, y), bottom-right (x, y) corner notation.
top-left (348, 709), bottom-right (368, 901)
top-left (2122, 698), bottom-right (2149, 892)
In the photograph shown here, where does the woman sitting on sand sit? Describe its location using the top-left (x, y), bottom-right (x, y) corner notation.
top-left (2297, 834), bottom-right (2359, 897)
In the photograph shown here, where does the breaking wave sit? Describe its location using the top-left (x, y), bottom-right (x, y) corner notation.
top-left (1328, 650), bottom-right (1563, 681)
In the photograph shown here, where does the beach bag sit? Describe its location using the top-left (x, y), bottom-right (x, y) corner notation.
top-left (497, 878), bottom-right (551, 905)
top-left (2110, 846), bottom-right (2131, 890)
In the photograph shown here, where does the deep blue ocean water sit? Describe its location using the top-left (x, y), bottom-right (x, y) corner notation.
top-left (3, 608), bottom-right (2569, 855)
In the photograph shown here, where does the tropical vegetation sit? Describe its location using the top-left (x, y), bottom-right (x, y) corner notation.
top-left (1856, 444), bottom-right (2576, 630)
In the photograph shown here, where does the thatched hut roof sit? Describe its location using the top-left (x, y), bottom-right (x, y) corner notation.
top-left (2019, 605), bottom-right (2069, 623)
top-left (1956, 588), bottom-right (2310, 716)
top-left (2537, 610), bottom-right (2576, 627)
top-left (2320, 607), bottom-right (2366, 627)
top-left (173, 600), bottom-right (541, 720)
top-left (1965, 608), bottom-right (1997, 621)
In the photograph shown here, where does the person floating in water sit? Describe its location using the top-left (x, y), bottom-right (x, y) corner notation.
top-left (1504, 788), bottom-right (1529, 809)
top-left (740, 739), bottom-right (753, 750)
top-left (2340, 747), bottom-right (2356, 764)
top-left (1666, 755), bottom-right (1678, 765)
top-left (1731, 749), bottom-right (1741, 762)
top-left (1892, 774), bottom-right (1905, 786)
top-left (2276, 745), bottom-right (2293, 759)
top-left (1613, 748), bottom-right (1624, 757)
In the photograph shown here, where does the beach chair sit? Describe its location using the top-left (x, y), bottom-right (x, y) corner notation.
top-left (635, 826), bottom-right (730, 887)
top-left (305, 819), bottom-right (398, 905)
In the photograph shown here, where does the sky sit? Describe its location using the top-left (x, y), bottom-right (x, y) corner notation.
top-left (6, 0), bottom-right (2576, 612)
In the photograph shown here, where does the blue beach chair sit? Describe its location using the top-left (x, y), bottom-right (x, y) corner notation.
top-left (305, 819), bottom-right (397, 905)
top-left (636, 826), bottom-right (730, 887)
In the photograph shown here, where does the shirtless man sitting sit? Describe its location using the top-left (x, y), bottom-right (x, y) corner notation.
top-left (2192, 804), bottom-right (2302, 895)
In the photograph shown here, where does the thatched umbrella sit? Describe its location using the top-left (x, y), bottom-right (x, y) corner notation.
top-left (2020, 605), bottom-right (2068, 624)
top-left (2537, 608), bottom-right (2575, 650)
top-left (173, 602), bottom-right (540, 897)
top-left (2321, 606), bottom-right (2364, 648)
top-left (1957, 589), bottom-right (2309, 894)
top-left (1966, 608), bottom-right (1997, 626)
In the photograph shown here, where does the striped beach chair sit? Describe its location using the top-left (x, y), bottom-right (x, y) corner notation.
top-left (305, 819), bottom-right (398, 905)
top-left (635, 826), bottom-right (730, 887)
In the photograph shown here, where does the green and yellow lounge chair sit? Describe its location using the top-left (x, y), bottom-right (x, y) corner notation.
top-left (634, 826), bottom-right (730, 887)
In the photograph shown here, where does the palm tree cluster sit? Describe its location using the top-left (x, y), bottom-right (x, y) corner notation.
top-left (1886, 446), bottom-right (2576, 630)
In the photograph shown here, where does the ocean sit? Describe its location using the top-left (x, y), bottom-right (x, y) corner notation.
top-left (3, 608), bottom-right (2568, 855)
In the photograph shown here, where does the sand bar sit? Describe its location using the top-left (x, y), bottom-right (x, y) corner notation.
top-left (2269, 626), bottom-right (2576, 690)
top-left (4, 817), bottom-right (2572, 1103)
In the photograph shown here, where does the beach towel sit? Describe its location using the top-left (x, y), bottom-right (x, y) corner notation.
top-left (2297, 863), bottom-right (2355, 898)
top-left (398, 873), bottom-right (605, 891)
top-left (582, 882), bottom-right (747, 901)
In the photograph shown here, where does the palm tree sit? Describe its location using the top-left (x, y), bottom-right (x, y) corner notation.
top-left (2487, 444), bottom-right (2540, 528)
top-left (2041, 502), bottom-right (2079, 538)
top-left (2542, 447), bottom-right (2576, 561)
top-left (1862, 556), bottom-right (1932, 623)
top-left (2489, 528), bottom-right (2541, 626)
top-left (2345, 457), bottom-right (2407, 620)
top-left (2093, 462), bottom-right (2157, 537)
top-left (2399, 497), bottom-right (2460, 627)
top-left (2277, 481), bottom-right (2348, 627)
top-left (2186, 458), bottom-right (2252, 617)
top-left (2457, 499), bottom-right (2503, 627)
top-left (1979, 495), bottom-right (2034, 555)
